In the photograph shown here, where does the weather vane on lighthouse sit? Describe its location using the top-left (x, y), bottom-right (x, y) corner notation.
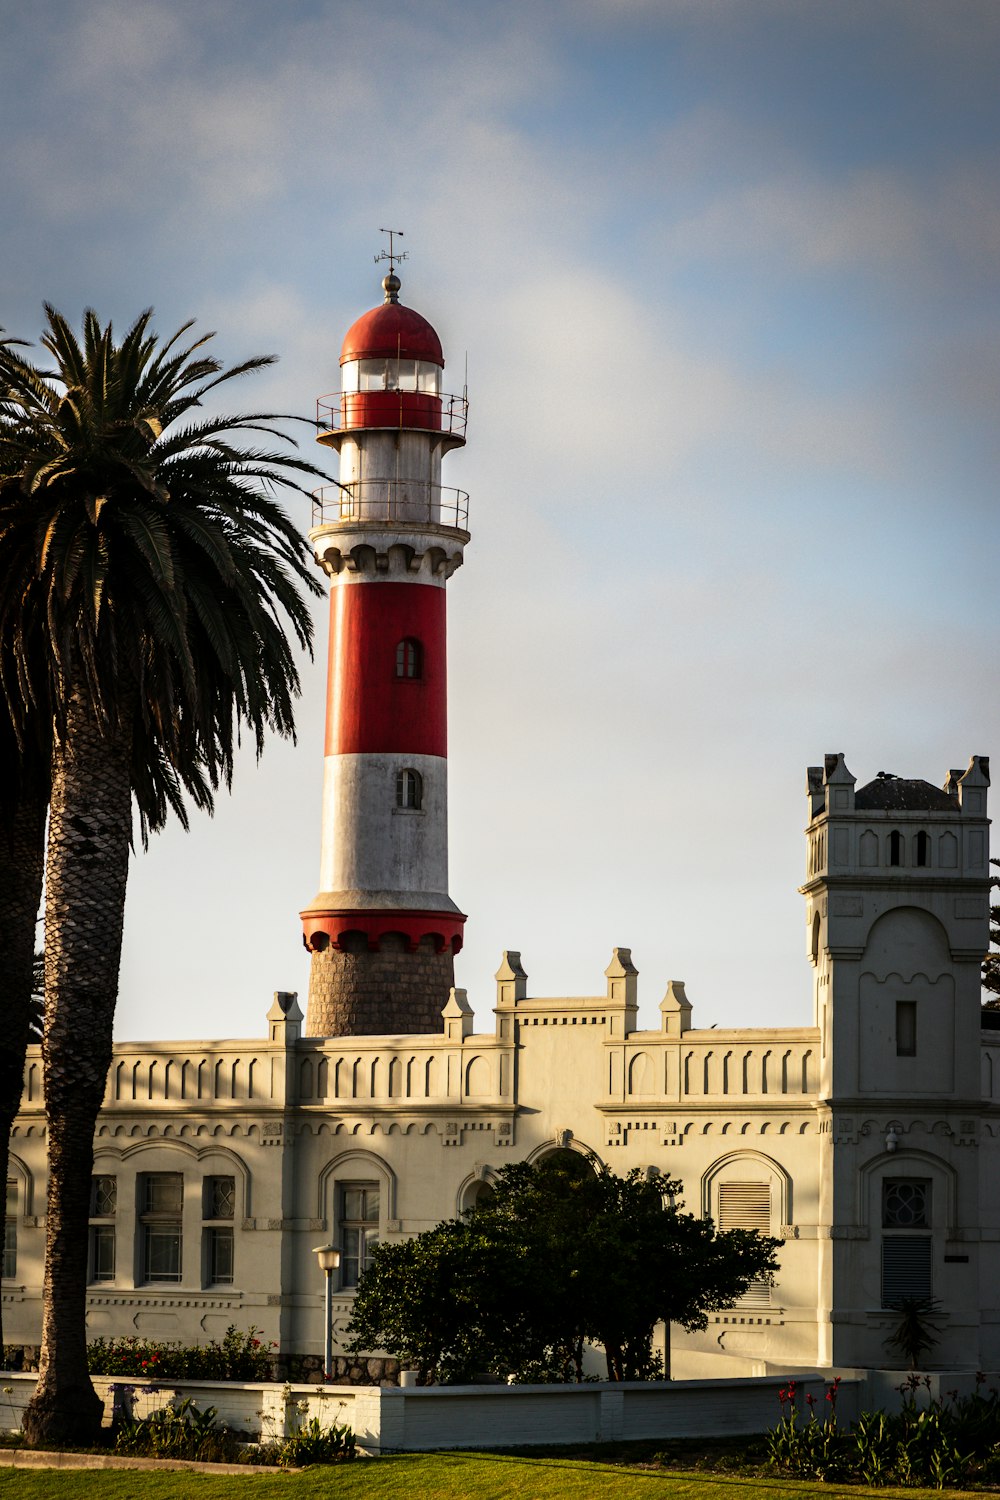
top-left (374, 227), bottom-right (408, 273)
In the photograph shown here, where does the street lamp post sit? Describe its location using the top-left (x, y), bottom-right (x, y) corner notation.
top-left (312, 1244), bottom-right (341, 1381)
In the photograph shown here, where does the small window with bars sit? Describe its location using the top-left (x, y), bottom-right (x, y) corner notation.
top-left (340, 1185), bottom-right (380, 1289)
top-left (717, 1181), bottom-right (772, 1307)
top-left (882, 1178), bottom-right (932, 1307)
top-left (89, 1174), bottom-right (117, 1283)
top-left (3, 1180), bottom-right (16, 1280)
top-left (204, 1175), bottom-right (235, 1286)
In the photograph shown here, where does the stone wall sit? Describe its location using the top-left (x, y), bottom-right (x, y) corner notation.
top-left (307, 934), bottom-right (454, 1036)
top-left (275, 1352), bottom-right (400, 1386)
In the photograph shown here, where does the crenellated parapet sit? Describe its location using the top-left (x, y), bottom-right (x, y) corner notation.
top-left (484, 948), bottom-right (821, 1118)
top-left (308, 529), bottom-right (467, 583)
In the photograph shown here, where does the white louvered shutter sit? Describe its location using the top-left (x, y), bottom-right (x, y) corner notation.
top-left (718, 1182), bottom-right (771, 1306)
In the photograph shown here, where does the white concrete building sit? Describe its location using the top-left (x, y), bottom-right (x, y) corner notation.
top-left (4, 273), bottom-right (995, 1380)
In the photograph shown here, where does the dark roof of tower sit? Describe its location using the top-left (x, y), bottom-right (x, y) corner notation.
top-left (854, 773), bottom-right (956, 812)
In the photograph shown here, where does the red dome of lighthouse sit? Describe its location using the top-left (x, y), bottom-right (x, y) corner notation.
top-left (340, 273), bottom-right (444, 368)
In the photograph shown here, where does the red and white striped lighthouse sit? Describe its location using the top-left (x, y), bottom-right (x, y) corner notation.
top-left (300, 262), bottom-right (469, 1036)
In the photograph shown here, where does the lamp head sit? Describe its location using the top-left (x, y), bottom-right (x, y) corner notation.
top-left (313, 1243), bottom-right (341, 1273)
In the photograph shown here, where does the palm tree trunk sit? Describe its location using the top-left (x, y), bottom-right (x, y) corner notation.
top-left (0, 775), bottom-right (47, 1360)
top-left (22, 692), bottom-right (132, 1448)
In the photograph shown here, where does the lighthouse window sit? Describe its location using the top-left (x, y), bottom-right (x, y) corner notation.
top-left (395, 638), bottom-right (422, 680)
top-left (396, 768), bottom-right (422, 811)
top-left (358, 360), bottom-right (389, 391)
top-left (341, 359), bottom-right (441, 397)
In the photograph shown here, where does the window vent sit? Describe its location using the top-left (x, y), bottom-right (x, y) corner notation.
top-left (882, 1235), bottom-right (932, 1306)
top-left (718, 1182), bottom-right (771, 1233)
top-left (718, 1182), bottom-right (771, 1306)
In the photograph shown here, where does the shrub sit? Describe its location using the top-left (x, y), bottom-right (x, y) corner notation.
top-left (273, 1414), bottom-right (356, 1468)
top-left (884, 1296), bottom-right (944, 1370)
top-left (114, 1396), bottom-right (244, 1463)
top-left (88, 1324), bottom-right (276, 1381)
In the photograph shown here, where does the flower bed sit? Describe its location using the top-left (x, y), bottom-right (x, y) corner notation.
top-left (86, 1325), bottom-right (275, 1382)
top-left (767, 1372), bottom-right (1000, 1488)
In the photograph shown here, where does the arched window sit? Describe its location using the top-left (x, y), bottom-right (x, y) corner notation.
top-left (395, 638), bottom-right (422, 680)
top-left (882, 1178), bottom-right (931, 1306)
top-left (889, 830), bottom-right (903, 866)
top-left (915, 830), bottom-right (929, 867)
top-left (396, 768), bottom-right (422, 810)
top-left (462, 1179), bottom-right (495, 1213)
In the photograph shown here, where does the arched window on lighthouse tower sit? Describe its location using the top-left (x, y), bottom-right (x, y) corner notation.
top-left (396, 768), bottom-right (423, 811)
top-left (395, 638), bottom-right (422, 680)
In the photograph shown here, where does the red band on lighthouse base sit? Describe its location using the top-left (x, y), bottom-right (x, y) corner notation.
top-left (301, 907), bottom-right (465, 956)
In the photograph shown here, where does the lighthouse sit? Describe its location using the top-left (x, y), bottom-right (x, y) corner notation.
top-left (300, 258), bottom-right (469, 1036)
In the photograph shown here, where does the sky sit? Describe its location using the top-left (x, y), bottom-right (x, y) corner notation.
top-left (2, 0), bottom-right (998, 1041)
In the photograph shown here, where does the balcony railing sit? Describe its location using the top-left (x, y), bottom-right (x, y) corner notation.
top-left (311, 480), bottom-right (470, 531)
top-left (317, 390), bottom-right (469, 439)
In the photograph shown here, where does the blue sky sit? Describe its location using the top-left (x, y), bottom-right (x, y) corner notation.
top-left (2, 0), bottom-right (998, 1038)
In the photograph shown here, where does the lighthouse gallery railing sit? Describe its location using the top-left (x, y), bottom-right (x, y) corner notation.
top-left (311, 480), bottom-right (469, 531)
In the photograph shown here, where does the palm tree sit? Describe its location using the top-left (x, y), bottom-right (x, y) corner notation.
top-left (0, 337), bottom-right (48, 1361)
top-left (0, 709), bottom-right (48, 1360)
top-left (0, 306), bottom-right (324, 1446)
top-left (0, 649), bottom-right (216, 1361)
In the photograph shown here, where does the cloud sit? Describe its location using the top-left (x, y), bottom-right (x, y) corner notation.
top-left (6, 0), bottom-right (996, 1041)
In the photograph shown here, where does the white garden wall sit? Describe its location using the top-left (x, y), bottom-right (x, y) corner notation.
top-left (0, 1372), bottom-right (862, 1454)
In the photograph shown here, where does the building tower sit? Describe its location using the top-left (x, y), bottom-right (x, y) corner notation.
top-left (300, 264), bottom-right (469, 1036)
top-left (801, 753), bottom-right (991, 1367)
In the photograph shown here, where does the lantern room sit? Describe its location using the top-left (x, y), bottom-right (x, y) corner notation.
top-left (316, 272), bottom-right (467, 445)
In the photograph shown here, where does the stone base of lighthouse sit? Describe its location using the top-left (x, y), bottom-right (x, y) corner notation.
top-left (306, 933), bottom-right (456, 1036)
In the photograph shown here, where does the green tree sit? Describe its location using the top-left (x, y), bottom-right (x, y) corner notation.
top-left (346, 1153), bottom-right (781, 1384)
top-left (346, 1220), bottom-right (511, 1385)
top-left (0, 306), bottom-right (323, 1445)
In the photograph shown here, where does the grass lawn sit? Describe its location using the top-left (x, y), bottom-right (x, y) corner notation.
top-left (0, 1454), bottom-right (991, 1500)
